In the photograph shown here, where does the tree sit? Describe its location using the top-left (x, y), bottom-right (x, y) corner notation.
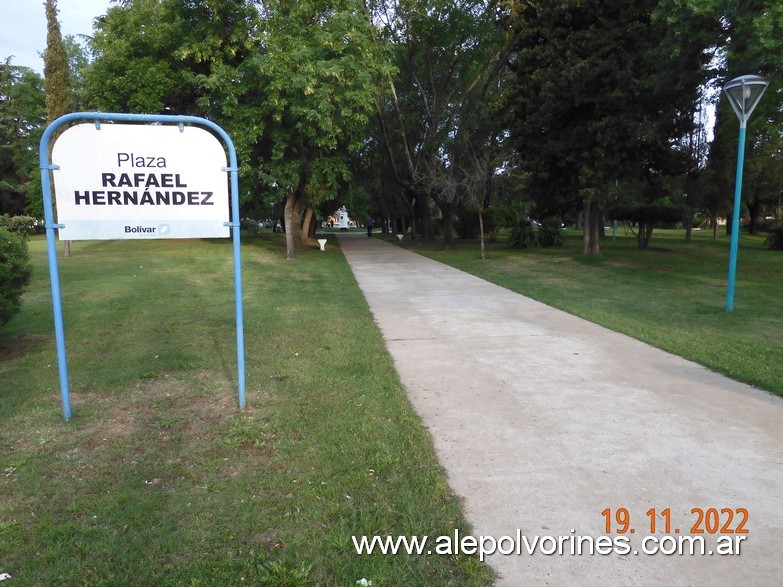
top-left (509, 0), bottom-right (713, 255)
top-left (370, 0), bottom-right (512, 247)
top-left (704, 0), bottom-right (783, 235)
top-left (256, 0), bottom-right (391, 259)
top-left (86, 0), bottom-right (388, 260)
top-left (44, 0), bottom-right (72, 256)
top-left (63, 35), bottom-right (93, 112)
top-left (610, 183), bottom-right (685, 249)
top-left (87, 0), bottom-right (189, 113)
top-left (742, 126), bottom-right (783, 234)
top-left (44, 0), bottom-right (71, 122)
top-left (87, 0), bottom-right (268, 232)
top-left (348, 135), bottom-right (405, 234)
top-left (0, 60), bottom-right (46, 217)
top-left (87, 0), bottom-right (264, 188)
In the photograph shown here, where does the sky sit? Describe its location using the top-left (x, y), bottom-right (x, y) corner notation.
top-left (0, 0), bottom-right (114, 74)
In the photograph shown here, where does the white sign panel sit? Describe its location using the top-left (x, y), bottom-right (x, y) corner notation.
top-left (52, 123), bottom-right (230, 240)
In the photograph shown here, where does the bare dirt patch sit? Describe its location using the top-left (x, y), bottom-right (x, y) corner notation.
top-left (70, 371), bottom-right (239, 442)
top-left (0, 333), bottom-right (47, 362)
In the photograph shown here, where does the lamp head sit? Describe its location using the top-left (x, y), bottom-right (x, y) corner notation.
top-left (723, 75), bottom-right (770, 126)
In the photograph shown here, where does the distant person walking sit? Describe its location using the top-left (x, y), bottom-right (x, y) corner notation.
top-left (367, 217), bottom-right (374, 237)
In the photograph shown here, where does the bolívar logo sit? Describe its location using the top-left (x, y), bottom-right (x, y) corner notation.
top-left (125, 225), bottom-right (156, 234)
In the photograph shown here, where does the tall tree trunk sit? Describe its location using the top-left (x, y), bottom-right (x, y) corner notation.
top-left (582, 200), bottom-right (591, 255)
top-left (592, 204), bottom-right (603, 251)
top-left (415, 193), bottom-right (434, 243)
top-left (397, 215), bottom-right (409, 236)
top-left (747, 193), bottom-right (761, 235)
top-left (639, 222), bottom-right (653, 249)
top-left (478, 208), bottom-right (486, 260)
top-left (685, 205), bottom-right (695, 242)
top-left (301, 206), bottom-right (315, 247)
top-left (284, 193), bottom-right (296, 260)
top-left (442, 212), bottom-right (454, 249)
top-left (582, 199), bottom-right (602, 255)
top-left (436, 199), bottom-right (455, 249)
top-left (284, 192), bottom-right (306, 260)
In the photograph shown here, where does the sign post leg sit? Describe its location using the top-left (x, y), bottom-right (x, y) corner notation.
top-left (40, 160), bottom-right (71, 421)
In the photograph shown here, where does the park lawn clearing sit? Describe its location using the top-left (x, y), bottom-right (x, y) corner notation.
top-left (407, 228), bottom-right (783, 397)
top-left (0, 234), bottom-right (493, 586)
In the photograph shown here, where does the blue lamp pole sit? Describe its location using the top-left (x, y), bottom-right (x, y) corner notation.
top-left (722, 75), bottom-right (770, 313)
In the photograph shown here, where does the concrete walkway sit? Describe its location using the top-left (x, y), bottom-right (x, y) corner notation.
top-left (336, 233), bottom-right (783, 586)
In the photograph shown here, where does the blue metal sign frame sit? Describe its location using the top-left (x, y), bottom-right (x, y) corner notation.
top-left (40, 112), bottom-right (246, 420)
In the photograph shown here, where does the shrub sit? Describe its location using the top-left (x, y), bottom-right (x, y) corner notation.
top-left (0, 215), bottom-right (40, 236)
top-left (455, 208), bottom-right (495, 240)
top-left (510, 219), bottom-right (538, 249)
top-left (610, 200), bottom-right (684, 249)
top-left (431, 216), bottom-right (444, 236)
top-left (485, 206), bottom-right (519, 229)
top-left (756, 218), bottom-right (779, 233)
top-left (240, 218), bottom-right (261, 232)
top-left (764, 225), bottom-right (783, 251)
top-left (480, 206), bottom-right (518, 243)
top-left (0, 227), bottom-right (33, 327)
top-left (538, 217), bottom-right (564, 248)
top-left (455, 209), bottom-right (477, 239)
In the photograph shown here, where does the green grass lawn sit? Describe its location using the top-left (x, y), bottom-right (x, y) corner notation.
top-left (403, 227), bottom-right (783, 397)
top-left (0, 234), bottom-right (493, 586)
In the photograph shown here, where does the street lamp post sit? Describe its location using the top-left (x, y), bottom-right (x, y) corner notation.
top-left (722, 74), bottom-right (770, 313)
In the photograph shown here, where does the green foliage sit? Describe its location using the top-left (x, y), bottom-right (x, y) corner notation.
top-left (0, 215), bottom-right (39, 236)
top-left (611, 201), bottom-right (684, 225)
top-left (456, 208), bottom-right (494, 240)
top-left (431, 215), bottom-right (444, 236)
top-left (538, 217), bottom-right (564, 248)
top-left (63, 35), bottom-right (93, 111)
top-left (485, 206), bottom-right (519, 229)
top-left (479, 207), bottom-right (517, 243)
top-left (87, 0), bottom-right (390, 258)
top-left (764, 225), bottom-right (783, 250)
top-left (44, 0), bottom-right (71, 122)
top-left (510, 219), bottom-right (538, 249)
top-left (257, 0), bottom-right (392, 257)
top-left (0, 61), bottom-right (46, 216)
top-left (86, 0), bottom-right (269, 208)
top-left (509, 1), bottom-right (712, 253)
top-left (0, 226), bottom-right (32, 326)
top-left (702, 1), bottom-right (783, 232)
top-left (86, 0), bottom-right (191, 113)
top-left (455, 210), bottom-right (477, 239)
top-left (369, 0), bottom-right (510, 244)
top-left (611, 199), bottom-right (684, 249)
top-left (257, 0), bottom-right (389, 200)
top-left (756, 217), bottom-right (779, 233)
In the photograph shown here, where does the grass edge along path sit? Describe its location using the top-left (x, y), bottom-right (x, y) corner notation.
top-left (403, 229), bottom-right (783, 398)
top-left (0, 234), bottom-right (494, 586)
